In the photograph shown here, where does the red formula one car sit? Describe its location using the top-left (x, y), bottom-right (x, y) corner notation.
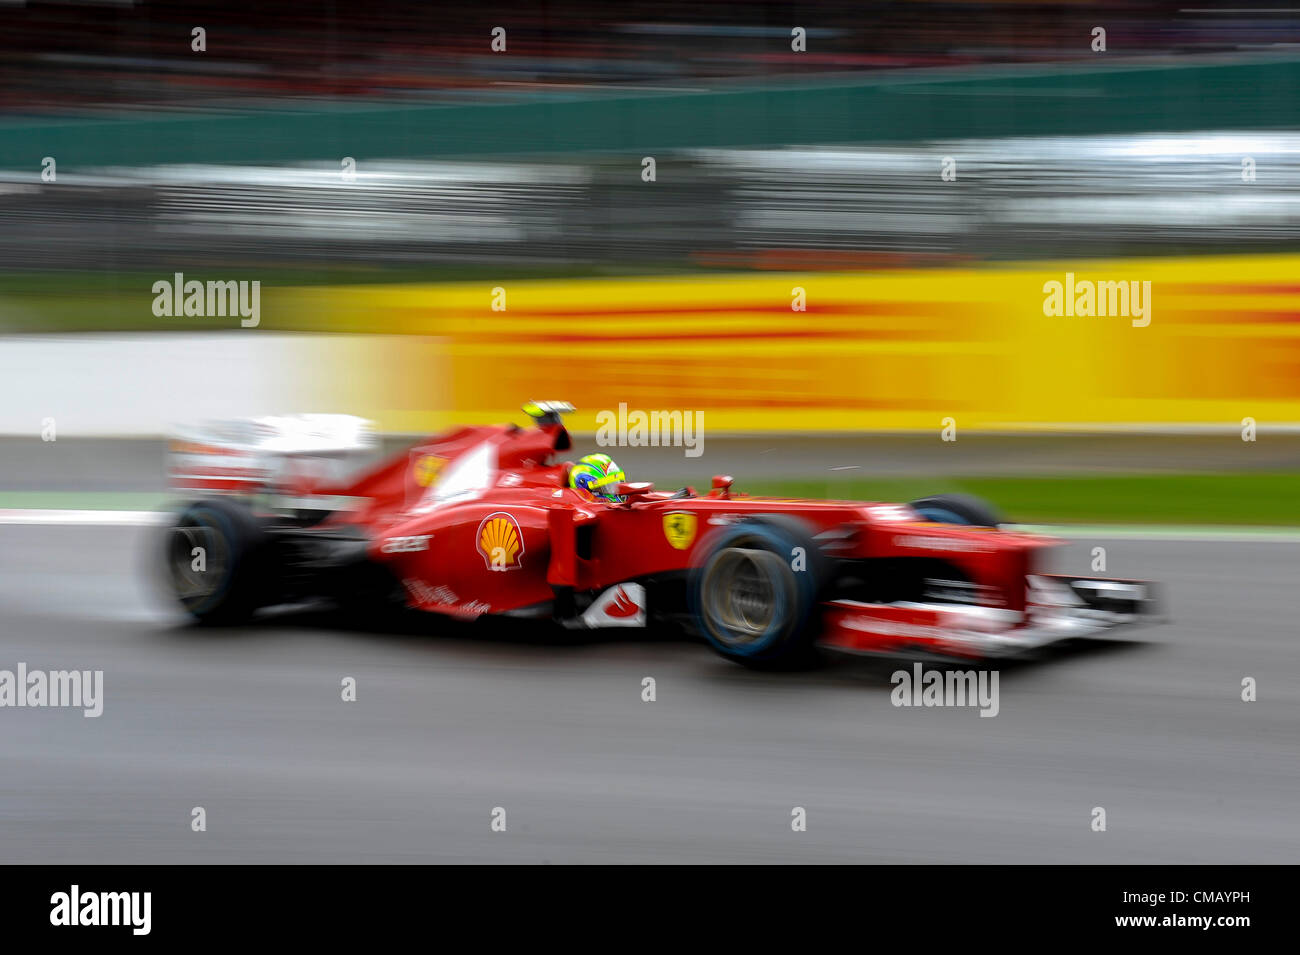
top-left (163, 402), bottom-right (1159, 666)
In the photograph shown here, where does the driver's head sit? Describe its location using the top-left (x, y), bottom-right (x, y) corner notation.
top-left (569, 453), bottom-right (626, 503)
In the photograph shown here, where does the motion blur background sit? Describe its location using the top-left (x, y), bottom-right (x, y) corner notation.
top-left (2, 0), bottom-right (1300, 513)
top-left (2, 0), bottom-right (1300, 869)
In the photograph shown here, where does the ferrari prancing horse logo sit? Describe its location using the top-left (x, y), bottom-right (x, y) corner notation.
top-left (414, 454), bottom-right (446, 488)
top-left (662, 512), bottom-right (697, 550)
top-left (477, 512), bottom-right (525, 571)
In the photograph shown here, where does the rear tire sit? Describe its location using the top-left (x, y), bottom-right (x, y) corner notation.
top-left (167, 498), bottom-right (272, 624)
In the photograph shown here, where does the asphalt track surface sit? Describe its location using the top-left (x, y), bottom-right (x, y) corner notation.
top-left (1, 522), bottom-right (1296, 863)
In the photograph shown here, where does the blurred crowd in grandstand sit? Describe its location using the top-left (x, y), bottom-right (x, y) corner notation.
top-left (1, 1), bottom-right (1297, 283)
top-left (2, 0), bottom-right (1298, 112)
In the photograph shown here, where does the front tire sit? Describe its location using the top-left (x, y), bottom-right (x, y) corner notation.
top-left (909, 493), bottom-right (1002, 528)
top-left (690, 517), bottom-right (827, 668)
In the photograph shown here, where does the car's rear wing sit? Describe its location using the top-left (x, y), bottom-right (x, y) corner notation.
top-left (168, 414), bottom-right (377, 506)
top-left (522, 400), bottom-right (574, 426)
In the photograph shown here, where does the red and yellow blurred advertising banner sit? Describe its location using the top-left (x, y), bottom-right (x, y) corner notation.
top-left (288, 253), bottom-right (1300, 434)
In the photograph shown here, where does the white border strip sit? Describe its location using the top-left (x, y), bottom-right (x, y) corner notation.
top-left (0, 510), bottom-right (167, 526)
top-left (1009, 524), bottom-right (1300, 543)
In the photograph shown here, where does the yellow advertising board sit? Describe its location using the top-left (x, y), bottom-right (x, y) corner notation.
top-left (287, 253), bottom-right (1300, 433)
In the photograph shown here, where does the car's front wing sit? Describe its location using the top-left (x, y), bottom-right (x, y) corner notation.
top-left (818, 574), bottom-right (1161, 660)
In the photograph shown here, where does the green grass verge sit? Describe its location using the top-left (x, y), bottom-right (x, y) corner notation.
top-left (1, 473), bottom-right (1296, 526)
top-left (739, 473), bottom-right (1300, 526)
top-left (0, 491), bottom-right (169, 511)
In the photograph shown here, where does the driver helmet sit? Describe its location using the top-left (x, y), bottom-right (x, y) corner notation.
top-left (569, 453), bottom-right (626, 503)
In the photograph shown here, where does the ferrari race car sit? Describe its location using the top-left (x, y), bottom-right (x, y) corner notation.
top-left (162, 402), bottom-right (1160, 666)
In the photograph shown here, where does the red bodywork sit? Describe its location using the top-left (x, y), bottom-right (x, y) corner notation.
top-left (289, 419), bottom-right (1107, 659)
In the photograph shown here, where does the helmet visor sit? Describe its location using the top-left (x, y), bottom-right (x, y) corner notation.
top-left (590, 469), bottom-right (626, 501)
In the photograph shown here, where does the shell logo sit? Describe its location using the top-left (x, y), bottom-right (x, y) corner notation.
top-left (476, 512), bottom-right (525, 571)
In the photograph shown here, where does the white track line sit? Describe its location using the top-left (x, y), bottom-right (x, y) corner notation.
top-left (1010, 524), bottom-right (1300, 543)
top-left (0, 510), bottom-right (167, 526)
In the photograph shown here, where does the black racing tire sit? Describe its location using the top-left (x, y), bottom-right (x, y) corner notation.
top-left (909, 493), bottom-right (1003, 528)
top-left (689, 516), bottom-right (829, 668)
top-left (166, 498), bottom-right (273, 625)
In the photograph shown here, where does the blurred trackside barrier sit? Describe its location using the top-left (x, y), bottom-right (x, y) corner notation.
top-left (273, 252), bottom-right (1300, 434)
top-left (2, 58), bottom-right (1299, 169)
top-left (4, 254), bottom-right (1294, 437)
top-left (0, 334), bottom-right (448, 437)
